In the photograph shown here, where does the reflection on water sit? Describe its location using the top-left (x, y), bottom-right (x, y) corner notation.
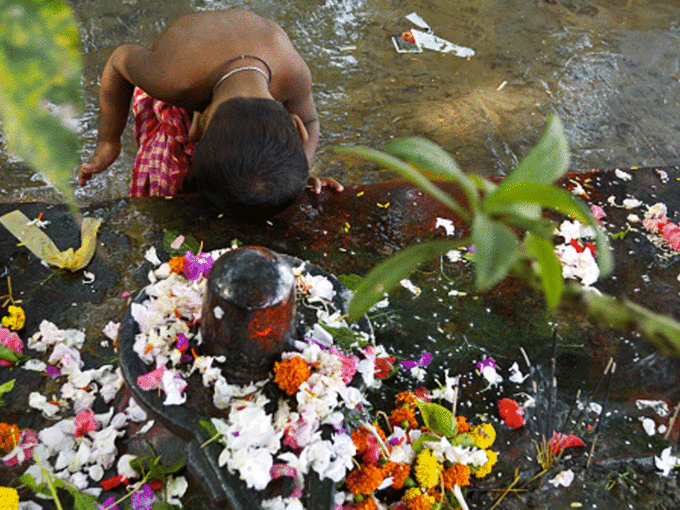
top-left (0, 0), bottom-right (679, 204)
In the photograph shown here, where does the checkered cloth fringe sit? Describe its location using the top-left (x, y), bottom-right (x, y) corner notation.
top-left (129, 88), bottom-right (196, 197)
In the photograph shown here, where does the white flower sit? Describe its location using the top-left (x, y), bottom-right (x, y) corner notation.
top-left (28, 392), bottom-right (61, 417)
top-left (655, 447), bottom-right (679, 476)
top-left (48, 343), bottom-right (83, 375)
top-left (23, 359), bottom-right (47, 372)
top-left (38, 421), bottom-right (76, 455)
top-left (117, 454), bottom-right (140, 479)
top-left (399, 278), bottom-right (421, 297)
top-left (479, 365), bottom-right (503, 387)
top-left (144, 247), bottom-right (162, 266)
top-left (230, 447), bottom-right (273, 490)
top-left (645, 202), bottom-right (668, 220)
top-left (549, 469), bottom-right (575, 487)
top-left (641, 417), bottom-right (656, 436)
top-left (622, 198), bottom-right (643, 208)
top-left (614, 169), bottom-right (633, 181)
top-left (161, 370), bottom-right (187, 406)
top-left (508, 362), bottom-right (528, 384)
top-left (166, 475), bottom-right (188, 505)
top-left (102, 321), bottom-right (120, 341)
top-left (126, 398), bottom-right (147, 422)
top-left (262, 496), bottom-right (305, 510)
top-left (435, 217), bottom-right (455, 236)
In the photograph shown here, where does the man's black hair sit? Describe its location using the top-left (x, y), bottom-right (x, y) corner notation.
top-left (194, 97), bottom-right (309, 220)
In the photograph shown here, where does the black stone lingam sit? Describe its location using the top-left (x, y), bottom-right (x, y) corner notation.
top-left (201, 246), bottom-right (296, 382)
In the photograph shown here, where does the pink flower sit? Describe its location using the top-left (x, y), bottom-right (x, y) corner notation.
top-left (590, 205), bottom-right (606, 219)
top-left (329, 346), bottom-right (359, 384)
top-left (2, 428), bottom-right (37, 466)
top-left (0, 327), bottom-right (23, 367)
top-left (498, 398), bottom-right (525, 429)
top-left (137, 365), bottom-right (167, 390)
top-left (548, 430), bottom-right (586, 454)
top-left (74, 409), bottom-right (100, 437)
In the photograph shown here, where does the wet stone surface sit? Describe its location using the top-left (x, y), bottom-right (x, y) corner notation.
top-left (2, 168), bottom-right (680, 508)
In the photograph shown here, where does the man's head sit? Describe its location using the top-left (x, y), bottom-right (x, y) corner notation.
top-left (194, 97), bottom-right (309, 220)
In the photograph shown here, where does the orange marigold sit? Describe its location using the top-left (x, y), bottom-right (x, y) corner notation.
top-left (395, 391), bottom-right (417, 408)
top-left (354, 497), bottom-right (378, 510)
top-left (273, 356), bottom-right (311, 395)
top-left (390, 407), bottom-right (418, 430)
top-left (352, 427), bottom-right (370, 454)
top-left (0, 423), bottom-right (20, 453)
top-left (456, 415), bottom-right (471, 433)
top-left (382, 461), bottom-right (411, 490)
top-left (443, 463), bottom-right (471, 489)
top-left (168, 256), bottom-right (187, 274)
top-left (345, 464), bottom-right (384, 495)
top-left (406, 494), bottom-right (434, 510)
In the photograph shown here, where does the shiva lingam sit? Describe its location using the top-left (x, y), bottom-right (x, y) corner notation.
top-left (201, 246), bottom-right (296, 382)
top-left (118, 246), bottom-right (370, 510)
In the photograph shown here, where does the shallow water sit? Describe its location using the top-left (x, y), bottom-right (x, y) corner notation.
top-left (0, 0), bottom-right (679, 204)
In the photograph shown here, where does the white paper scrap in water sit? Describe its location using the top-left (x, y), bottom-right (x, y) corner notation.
top-left (405, 12), bottom-right (431, 31)
top-left (410, 29), bottom-right (475, 57)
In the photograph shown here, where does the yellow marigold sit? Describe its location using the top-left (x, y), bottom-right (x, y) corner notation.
top-left (1, 306), bottom-right (25, 331)
top-left (390, 406), bottom-right (418, 430)
top-left (473, 450), bottom-right (498, 478)
top-left (273, 356), bottom-right (311, 395)
top-left (345, 463), bottom-right (384, 495)
top-left (168, 256), bottom-right (187, 274)
top-left (414, 449), bottom-right (442, 489)
top-left (382, 461), bottom-right (411, 490)
top-left (395, 391), bottom-right (417, 408)
top-left (471, 422), bottom-right (496, 449)
top-left (0, 486), bottom-right (19, 510)
top-left (456, 415), bottom-right (471, 433)
top-left (443, 463), bottom-right (471, 489)
top-left (0, 423), bottom-right (20, 454)
top-left (406, 493), bottom-right (435, 510)
top-left (354, 497), bottom-right (377, 510)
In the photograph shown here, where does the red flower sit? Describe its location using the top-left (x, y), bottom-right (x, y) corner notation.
top-left (569, 238), bottom-right (596, 256)
top-left (413, 386), bottom-right (431, 402)
top-left (548, 430), bottom-right (585, 454)
top-left (374, 357), bottom-right (397, 379)
top-left (498, 398), bottom-right (525, 429)
top-left (100, 474), bottom-right (125, 491)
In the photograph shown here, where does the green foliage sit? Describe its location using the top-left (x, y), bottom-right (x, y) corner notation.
top-left (415, 400), bottom-right (456, 438)
top-left (336, 116), bottom-right (613, 322)
top-left (0, 378), bottom-right (15, 406)
top-left (0, 344), bottom-right (31, 364)
top-left (162, 230), bottom-right (202, 257)
top-left (0, 0), bottom-right (82, 206)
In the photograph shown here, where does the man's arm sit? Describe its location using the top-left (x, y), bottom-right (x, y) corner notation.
top-left (78, 45), bottom-right (150, 186)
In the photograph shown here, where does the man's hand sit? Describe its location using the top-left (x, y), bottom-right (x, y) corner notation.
top-left (307, 176), bottom-right (344, 194)
top-left (78, 140), bottom-right (121, 186)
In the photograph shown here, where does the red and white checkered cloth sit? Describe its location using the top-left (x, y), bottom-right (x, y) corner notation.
top-left (129, 88), bottom-right (196, 197)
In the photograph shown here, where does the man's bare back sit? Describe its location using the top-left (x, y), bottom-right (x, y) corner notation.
top-left (78, 9), bottom-right (342, 193)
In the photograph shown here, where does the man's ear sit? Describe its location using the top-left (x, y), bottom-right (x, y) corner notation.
top-left (290, 114), bottom-right (309, 145)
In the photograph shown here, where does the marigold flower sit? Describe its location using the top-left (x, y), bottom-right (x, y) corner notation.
top-left (354, 498), bottom-right (378, 510)
top-left (443, 463), bottom-right (471, 489)
top-left (273, 356), bottom-right (311, 395)
top-left (473, 450), bottom-right (498, 478)
top-left (414, 449), bottom-right (442, 489)
top-left (352, 427), bottom-right (371, 453)
top-left (0, 423), bottom-right (20, 453)
top-left (345, 463), bottom-right (384, 495)
top-left (402, 488), bottom-right (422, 501)
top-left (382, 461), bottom-right (411, 490)
top-left (456, 415), bottom-right (471, 433)
top-left (168, 256), bottom-right (187, 274)
top-left (0, 486), bottom-right (19, 510)
top-left (395, 391), bottom-right (417, 408)
top-left (1, 306), bottom-right (25, 331)
top-left (406, 493), bottom-right (435, 510)
top-left (390, 407), bottom-right (418, 430)
top-left (471, 423), bottom-right (496, 449)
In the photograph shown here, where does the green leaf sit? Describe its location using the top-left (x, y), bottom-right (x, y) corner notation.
top-left (162, 230), bottom-right (201, 257)
top-left (503, 115), bottom-right (569, 186)
top-left (148, 457), bottom-right (185, 480)
top-left (594, 222), bottom-right (614, 278)
top-left (383, 137), bottom-right (479, 207)
top-left (415, 400), bottom-right (457, 438)
top-left (411, 433), bottom-right (441, 453)
top-left (0, 344), bottom-right (30, 364)
top-left (0, 0), bottom-right (83, 208)
top-left (347, 239), bottom-right (464, 323)
top-left (199, 419), bottom-right (218, 438)
top-left (66, 486), bottom-right (99, 510)
top-left (470, 214), bottom-right (519, 291)
top-left (337, 273), bottom-right (364, 292)
top-left (485, 181), bottom-right (592, 225)
top-left (450, 432), bottom-right (476, 448)
top-left (320, 324), bottom-right (369, 349)
top-left (334, 145), bottom-right (470, 221)
top-left (524, 232), bottom-right (563, 309)
top-left (0, 378), bottom-right (15, 406)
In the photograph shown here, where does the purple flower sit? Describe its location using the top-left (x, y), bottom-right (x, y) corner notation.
top-left (99, 497), bottom-right (120, 510)
top-left (400, 351), bottom-right (433, 370)
top-left (476, 358), bottom-right (497, 372)
top-left (182, 252), bottom-right (214, 280)
top-left (176, 333), bottom-right (189, 353)
top-left (46, 364), bottom-right (61, 378)
top-left (131, 484), bottom-right (156, 510)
